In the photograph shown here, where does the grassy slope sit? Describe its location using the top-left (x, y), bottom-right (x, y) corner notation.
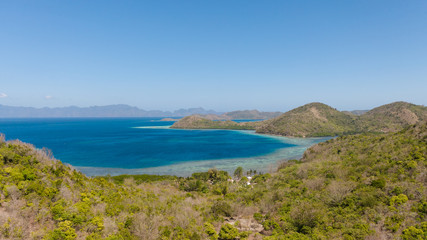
top-left (0, 121), bottom-right (426, 239)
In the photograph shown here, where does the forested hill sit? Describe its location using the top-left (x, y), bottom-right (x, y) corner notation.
top-left (0, 121), bottom-right (426, 239)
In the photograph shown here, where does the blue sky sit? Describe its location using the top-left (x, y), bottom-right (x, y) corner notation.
top-left (0, 1), bottom-right (426, 112)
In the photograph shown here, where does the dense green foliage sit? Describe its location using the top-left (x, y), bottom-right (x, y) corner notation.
top-left (0, 121), bottom-right (426, 239)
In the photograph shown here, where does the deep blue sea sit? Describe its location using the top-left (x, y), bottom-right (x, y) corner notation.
top-left (0, 118), bottom-right (328, 176)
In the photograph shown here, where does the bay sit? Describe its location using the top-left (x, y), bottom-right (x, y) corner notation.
top-left (0, 118), bottom-right (329, 176)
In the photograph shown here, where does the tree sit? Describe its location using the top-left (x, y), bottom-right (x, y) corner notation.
top-left (234, 167), bottom-right (243, 179)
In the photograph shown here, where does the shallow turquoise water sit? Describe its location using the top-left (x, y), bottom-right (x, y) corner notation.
top-left (0, 118), bottom-right (329, 176)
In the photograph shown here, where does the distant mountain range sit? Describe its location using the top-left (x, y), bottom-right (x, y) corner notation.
top-left (0, 104), bottom-right (222, 118)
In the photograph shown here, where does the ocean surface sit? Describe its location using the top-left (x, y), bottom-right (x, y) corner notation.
top-left (0, 118), bottom-right (329, 176)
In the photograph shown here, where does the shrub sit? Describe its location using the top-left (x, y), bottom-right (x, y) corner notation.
top-left (253, 213), bottom-right (264, 223)
top-left (416, 201), bottom-right (427, 217)
top-left (240, 176), bottom-right (248, 184)
top-left (251, 173), bottom-right (271, 184)
top-left (262, 219), bottom-right (280, 231)
top-left (290, 201), bottom-right (325, 231)
top-left (390, 194), bottom-right (408, 206)
top-left (401, 225), bottom-right (426, 240)
top-left (211, 201), bottom-right (233, 218)
top-left (326, 180), bottom-right (354, 205)
top-left (46, 220), bottom-right (77, 240)
top-left (218, 223), bottom-right (239, 240)
top-left (180, 179), bottom-right (208, 193)
top-left (207, 169), bottom-right (230, 183)
top-left (385, 215), bottom-right (404, 232)
top-left (204, 222), bottom-right (218, 240)
top-left (89, 216), bottom-right (104, 232)
top-left (22, 168), bottom-right (37, 181)
top-left (370, 178), bottom-right (386, 189)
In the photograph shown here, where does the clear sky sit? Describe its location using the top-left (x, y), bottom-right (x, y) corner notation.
top-left (0, 1), bottom-right (426, 112)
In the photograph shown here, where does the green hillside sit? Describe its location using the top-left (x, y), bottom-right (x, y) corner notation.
top-left (0, 121), bottom-right (426, 239)
top-left (256, 102), bottom-right (358, 137)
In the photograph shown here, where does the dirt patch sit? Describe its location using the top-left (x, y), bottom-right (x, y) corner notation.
top-left (310, 107), bottom-right (328, 121)
top-left (398, 109), bottom-right (419, 124)
top-left (225, 217), bottom-right (264, 232)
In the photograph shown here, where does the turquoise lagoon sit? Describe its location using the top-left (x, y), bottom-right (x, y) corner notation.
top-left (0, 118), bottom-right (329, 176)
